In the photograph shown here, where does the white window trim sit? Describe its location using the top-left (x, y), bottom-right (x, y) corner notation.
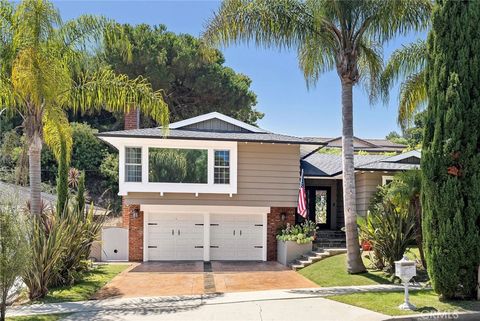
top-left (213, 149), bottom-right (231, 185)
top-left (109, 137), bottom-right (237, 195)
top-left (124, 146), bottom-right (142, 183)
top-left (382, 175), bottom-right (394, 185)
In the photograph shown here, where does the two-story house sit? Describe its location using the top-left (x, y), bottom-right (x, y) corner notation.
top-left (98, 112), bottom-right (420, 262)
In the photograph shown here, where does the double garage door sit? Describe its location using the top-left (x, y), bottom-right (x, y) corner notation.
top-left (146, 212), bottom-right (265, 261)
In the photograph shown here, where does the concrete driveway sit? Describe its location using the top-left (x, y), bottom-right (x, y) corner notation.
top-left (94, 261), bottom-right (318, 299)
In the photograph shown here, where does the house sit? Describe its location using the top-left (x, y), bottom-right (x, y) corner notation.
top-left (97, 111), bottom-right (420, 262)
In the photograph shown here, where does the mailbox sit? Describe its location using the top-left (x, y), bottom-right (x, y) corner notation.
top-left (395, 255), bottom-right (417, 310)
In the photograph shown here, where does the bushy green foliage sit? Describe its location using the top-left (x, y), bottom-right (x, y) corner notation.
top-left (0, 194), bottom-right (29, 321)
top-left (422, 0), bottom-right (480, 299)
top-left (359, 186), bottom-right (416, 271)
top-left (103, 23), bottom-right (262, 125)
top-left (276, 221), bottom-right (317, 244)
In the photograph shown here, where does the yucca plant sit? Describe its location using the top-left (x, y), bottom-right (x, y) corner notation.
top-left (359, 187), bottom-right (416, 271)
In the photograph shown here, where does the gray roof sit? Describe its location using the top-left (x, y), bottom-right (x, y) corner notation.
top-left (97, 127), bottom-right (321, 145)
top-left (302, 152), bottom-right (420, 177)
top-left (303, 136), bottom-right (406, 152)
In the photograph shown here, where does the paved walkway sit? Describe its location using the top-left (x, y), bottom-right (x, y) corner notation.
top-left (94, 261), bottom-right (318, 299)
top-left (8, 285), bottom-right (419, 320)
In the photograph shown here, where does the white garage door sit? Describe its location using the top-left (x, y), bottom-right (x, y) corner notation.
top-left (147, 213), bottom-right (204, 261)
top-left (210, 214), bottom-right (264, 261)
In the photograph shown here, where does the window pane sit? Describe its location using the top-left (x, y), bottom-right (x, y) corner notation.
top-left (214, 167), bottom-right (230, 184)
top-left (125, 147), bottom-right (142, 182)
top-left (214, 150), bottom-right (230, 167)
top-left (149, 148), bottom-right (208, 183)
top-left (126, 147), bottom-right (141, 164)
top-left (214, 150), bottom-right (230, 184)
top-left (125, 164), bottom-right (142, 182)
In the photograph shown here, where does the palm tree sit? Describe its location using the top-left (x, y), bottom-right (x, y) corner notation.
top-left (381, 40), bottom-right (427, 129)
top-left (0, 0), bottom-right (168, 216)
top-left (203, 0), bottom-right (431, 273)
top-left (387, 169), bottom-right (426, 269)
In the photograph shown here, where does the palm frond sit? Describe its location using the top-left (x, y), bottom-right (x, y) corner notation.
top-left (381, 39), bottom-right (426, 102)
top-left (0, 74), bottom-right (18, 111)
top-left (357, 39), bottom-right (383, 103)
top-left (69, 67), bottom-right (169, 128)
top-left (297, 32), bottom-right (336, 88)
top-left (398, 70), bottom-right (427, 129)
top-left (42, 106), bottom-right (72, 162)
top-left (203, 0), bottom-right (316, 51)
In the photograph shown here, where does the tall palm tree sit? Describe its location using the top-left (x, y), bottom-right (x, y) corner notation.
top-left (0, 0), bottom-right (169, 216)
top-left (204, 0), bottom-right (431, 273)
top-left (381, 40), bottom-right (427, 129)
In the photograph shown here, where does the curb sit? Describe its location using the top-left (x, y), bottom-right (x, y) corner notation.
top-left (384, 311), bottom-right (480, 321)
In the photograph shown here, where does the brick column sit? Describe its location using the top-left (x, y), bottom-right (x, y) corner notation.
top-left (267, 207), bottom-right (296, 261)
top-left (122, 204), bottom-right (144, 261)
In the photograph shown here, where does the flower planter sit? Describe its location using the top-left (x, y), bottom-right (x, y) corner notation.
top-left (277, 240), bottom-right (312, 265)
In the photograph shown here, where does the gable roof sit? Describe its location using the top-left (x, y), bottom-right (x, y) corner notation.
top-left (168, 112), bottom-right (268, 133)
top-left (97, 112), bottom-right (322, 145)
top-left (302, 150), bottom-right (421, 177)
top-left (304, 136), bottom-right (407, 152)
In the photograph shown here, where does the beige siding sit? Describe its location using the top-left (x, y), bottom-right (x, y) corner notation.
top-left (124, 143), bottom-right (300, 207)
top-left (355, 171), bottom-right (396, 216)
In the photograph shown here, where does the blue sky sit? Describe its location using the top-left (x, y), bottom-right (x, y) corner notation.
top-left (55, 0), bottom-right (426, 138)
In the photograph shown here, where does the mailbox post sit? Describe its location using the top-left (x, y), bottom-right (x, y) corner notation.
top-left (395, 255), bottom-right (416, 310)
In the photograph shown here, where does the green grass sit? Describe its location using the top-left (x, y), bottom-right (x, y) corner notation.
top-left (327, 290), bottom-right (480, 316)
top-left (299, 253), bottom-right (392, 287)
top-left (36, 264), bottom-right (129, 304)
top-left (7, 314), bottom-right (71, 321)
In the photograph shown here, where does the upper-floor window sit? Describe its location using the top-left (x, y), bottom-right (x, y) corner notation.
top-left (125, 147), bottom-right (142, 182)
top-left (149, 148), bottom-right (208, 183)
top-left (382, 175), bottom-right (394, 185)
top-left (214, 150), bottom-right (230, 184)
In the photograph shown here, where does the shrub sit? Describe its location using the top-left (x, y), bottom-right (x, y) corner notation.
top-left (0, 194), bottom-right (29, 321)
top-left (359, 187), bottom-right (416, 271)
top-left (276, 221), bottom-right (317, 244)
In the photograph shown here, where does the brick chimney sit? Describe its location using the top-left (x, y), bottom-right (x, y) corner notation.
top-left (124, 108), bottom-right (139, 130)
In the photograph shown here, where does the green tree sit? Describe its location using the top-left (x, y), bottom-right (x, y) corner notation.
top-left (0, 195), bottom-right (29, 321)
top-left (387, 170), bottom-right (426, 269)
top-left (203, 0), bottom-right (431, 273)
top-left (381, 40), bottom-right (427, 129)
top-left (103, 23), bottom-right (262, 125)
top-left (0, 0), bottom-right (168, 216)
top-left (422, 0), bottom-right (480, 299)
top-left (55, 139), bottom-right (68, 216)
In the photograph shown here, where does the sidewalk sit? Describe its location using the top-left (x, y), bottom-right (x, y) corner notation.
top-left (7, 284), bottom-right (419, 318)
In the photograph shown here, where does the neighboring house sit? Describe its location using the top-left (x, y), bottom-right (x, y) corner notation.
top-left (303, 136), bottom-right (407, 154)
top-left (97, 111), bottom-right (419, 262)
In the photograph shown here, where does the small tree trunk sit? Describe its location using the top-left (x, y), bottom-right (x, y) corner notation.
top-left (413, 198), bottom-right (427, 269)
top-left (28, 132), bottom-right (43, 216)
top-left (341, 80), bottom-right (366, 274)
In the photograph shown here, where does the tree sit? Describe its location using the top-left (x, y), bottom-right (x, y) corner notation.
top-left (56, 139), bottom-right (68, 216)
top-left (381, 40), bottom-right (427, 129)
top-left (387, 170), bottom-right (426, 269)
top-left (422, 0), bottom-right (480, 299)
top-left (203, 0), bottom-right (431, 273)
top-left (102, 23), bottom-right (262, 125)
top-left (0, 195), bottom-right (29, 321)
top-left (0, 0), bottom-right (169, 216)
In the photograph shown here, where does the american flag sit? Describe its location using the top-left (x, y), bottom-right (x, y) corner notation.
top-left (297, 169), bottom-right (307, 218)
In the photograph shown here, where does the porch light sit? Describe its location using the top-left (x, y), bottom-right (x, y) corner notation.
top-left (132, 208), bottom-right (139, 219)
top-left (280, 212), bottom-right (287, 222)
top-left (395, 255), bottom-right (417, 310)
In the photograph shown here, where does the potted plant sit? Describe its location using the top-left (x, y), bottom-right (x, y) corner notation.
top-left (276, 221), bottom-right (317, 265)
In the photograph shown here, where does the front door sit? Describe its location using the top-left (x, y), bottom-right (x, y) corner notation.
top-left (306, 187), bottom-right (331, 229)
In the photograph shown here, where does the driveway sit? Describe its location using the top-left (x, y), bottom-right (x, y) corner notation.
top-left (94, 261), bottom-right (318, 299)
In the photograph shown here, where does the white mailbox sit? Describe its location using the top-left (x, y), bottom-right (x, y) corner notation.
top-left (395, 255), bottom-right (417, 310)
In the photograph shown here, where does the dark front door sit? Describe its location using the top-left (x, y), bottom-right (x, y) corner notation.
top-left (306, 186), bottom-right (331, 229)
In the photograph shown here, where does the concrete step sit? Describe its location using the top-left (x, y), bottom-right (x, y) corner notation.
top-left (290, 248), bottom-right (347, 271)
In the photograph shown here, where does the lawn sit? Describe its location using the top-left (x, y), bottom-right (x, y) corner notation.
top-left (7, 314), bottom-right (70, 321)
top-left (35, 264), bottom-right (130, 303)
top-left (298, 253), bottom-right (392, 287)
top-left (327, 290), bottom-right (480, 316)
